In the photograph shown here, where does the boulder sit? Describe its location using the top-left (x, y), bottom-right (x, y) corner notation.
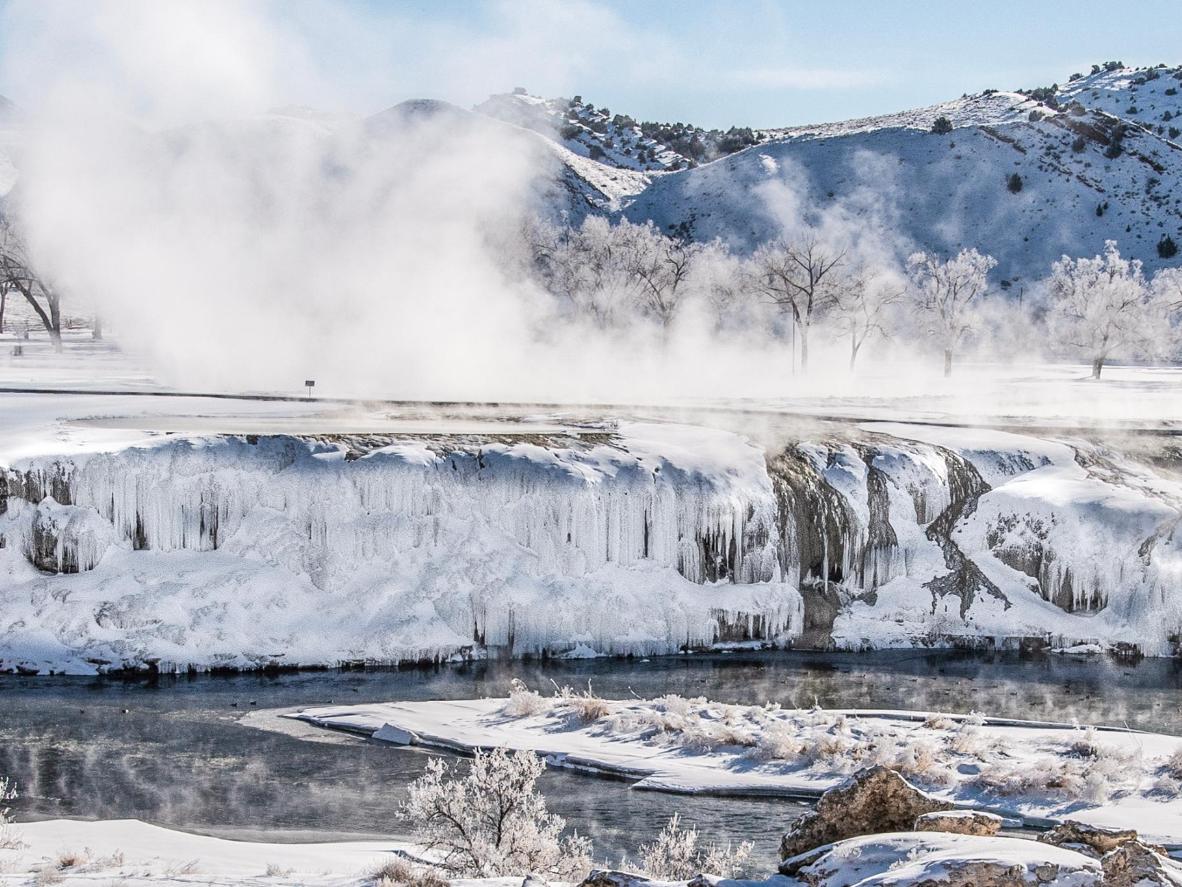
top-left (1100, 840), bottom-right (1182, 886)
top-left (914, 809), bottom-right (1003, 836)
top-left (578, 871), bottom-right (650, 887)
top-left (789, 832), bottom-right (1102, 887)
top-left (780, 766), bottom-right (953, 866)
top-left (1038, 820), bottom-right (1140, 857)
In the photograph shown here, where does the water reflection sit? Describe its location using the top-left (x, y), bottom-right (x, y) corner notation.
top-left (3, 650), bottom-right (1181, 874)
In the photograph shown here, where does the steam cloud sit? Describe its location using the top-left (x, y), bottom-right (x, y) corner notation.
top-left (0, 1), bottom-right (1053, 405)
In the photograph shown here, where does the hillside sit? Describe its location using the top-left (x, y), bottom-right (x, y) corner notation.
top-left (476, 89), bottom-right (766, 172)
top-left (620, 88), bottom-right (1182, 283)
top-left (2, 66), bottom-right (1180, 286)
top-left (476, 66), bottom-right (1181, 283)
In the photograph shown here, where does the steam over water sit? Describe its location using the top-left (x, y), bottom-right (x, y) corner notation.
top-left (4, 651), bottom-right (1182, 873)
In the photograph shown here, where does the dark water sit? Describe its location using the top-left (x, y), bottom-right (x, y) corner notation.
top-left (4, 650), bottom-right (1182, 873)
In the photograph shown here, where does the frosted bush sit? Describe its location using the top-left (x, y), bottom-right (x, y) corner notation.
top-left (638, 813), bottom-right (752, 880)
top-left (402, 747), bottom-right (590, 879)
top-left (1165, 747), bottom-right (1182, 780)
top-left (0, 776), bottom-right (20, 850)
top-left (751, 720), bottom-right (802, 761)
top-left (503, 678), bottom-right (549, 717)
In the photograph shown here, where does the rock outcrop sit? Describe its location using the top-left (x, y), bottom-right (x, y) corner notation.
top-left (1039, 820), bottom-right (1141, 856)
top-left (788, 832), bottom-right (1102, 886)
top-left (779, 766), bottom-right (953, 866)
top-left (914, 809), bottom-right (1003, 836)
top-left (1101, 839), bottom-right (1182, 886)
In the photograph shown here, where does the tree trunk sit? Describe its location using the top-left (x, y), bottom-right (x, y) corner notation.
top-left (1092, 357), bottom-right (1104, 379)
top-left (849, 337), bottom-right (859, 372)
top-left (0, 290), bottom-right (6, 335)
top-left (48, 297), bottom-right (62, 352)
top-left (93, 314), bottom-right (103, 341)
top-left (800, 327), bottom-right (810, 374)
top-left (943, 349), bottom-right (953, 377)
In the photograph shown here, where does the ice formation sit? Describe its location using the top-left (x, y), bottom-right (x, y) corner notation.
top-left (2, 419), bottom-right (1181, 673)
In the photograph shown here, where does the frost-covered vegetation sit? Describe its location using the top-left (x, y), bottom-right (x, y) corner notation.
top-left (636, 813), bottom-right (753, 880)
top-left (0, 775), bottom-right (19, 850)
top-left (497, 686), bottom-right (1162, 807)
top-left (402, 746), bottom-right (591, 879)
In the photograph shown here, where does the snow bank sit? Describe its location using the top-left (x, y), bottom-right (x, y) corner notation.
top-left (0, 818), bottom-right (426, 887)
top-left (293, 695), bottom-right (1182, 843)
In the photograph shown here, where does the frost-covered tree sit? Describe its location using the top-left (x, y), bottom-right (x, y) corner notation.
top-left (750, 237), bottom-right (845, 373)
top-left (907, 248), bottom-right (997, 377)
top-left (1047, 241), bottom-right (1161, 378)
top-left (528, 216), bottom-right (641, 329)
top-left (1153, 266), bottom-right (1182, 315)
top-left (0, 214), bottom-right (63, 351)
top-left (402, 747), bottom-right (591, 879)
top-left (829, 270), bottom-right (904, 371)
top-left (694, 240), bottom-right (748, 332)
top-left (625, 222), bottom-right (702, 329)
top-left (638, 813), bottom-right (753, 880)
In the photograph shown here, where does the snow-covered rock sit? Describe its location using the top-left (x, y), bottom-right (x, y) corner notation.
top-left (787, 832), bottom-right (1102, 886)
top-left (779, 766), bottom-right (951, 863)
top-left (913, 810), bottom-right (1003, 837)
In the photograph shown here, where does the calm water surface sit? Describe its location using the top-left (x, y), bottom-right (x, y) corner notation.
top-left (4, 650), bottom-right (1182, 873)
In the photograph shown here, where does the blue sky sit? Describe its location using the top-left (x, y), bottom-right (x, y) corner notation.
top-left (2, 0), bottom-right (1181, 128)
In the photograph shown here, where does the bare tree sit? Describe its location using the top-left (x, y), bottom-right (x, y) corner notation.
top-left (830, 270), bottom-right (904, 371)
top-left (1047, 240), bottom-right (1161, 378)
top-left (626, 222), bottom-right (701, 329)
top-left (906, 248), bottom-right (996, 377)
top-left (750, 237), bottom-right (845, 373)
top-left (0, 215), bottom-right (63, 351)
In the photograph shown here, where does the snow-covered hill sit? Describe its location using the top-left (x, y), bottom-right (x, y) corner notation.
top-left (477, 89), bottom-right (766, 172)
top-left (1054, 62), bottom-right (1182, 138)
top-left (2, 64), bottom-right (1180, 286)
top-left (473, 67), bottom-right (1182, 282)
top-left (620, 87), bottom-right (1182, 283)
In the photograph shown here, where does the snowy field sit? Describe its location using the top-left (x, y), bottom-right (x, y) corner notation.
top-left (0, 819), bottom-right (437, 887)
top-left (292, 693), bottom-right (1182, 844)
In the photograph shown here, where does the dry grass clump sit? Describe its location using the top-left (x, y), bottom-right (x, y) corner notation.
top-left (369, 857), bottom-right (448, 887)
top-left (555, 683), bottom-right (613, 723)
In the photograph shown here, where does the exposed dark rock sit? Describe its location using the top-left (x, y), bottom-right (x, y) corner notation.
top-left (577, 871), bottom-right (650, 887)
top-left (1039, 819), bottom-right (1142, 856)
top-left (1101, 839), bottom-right (1182, 886)
top-left (914, 809), bottom-right (1003, 836)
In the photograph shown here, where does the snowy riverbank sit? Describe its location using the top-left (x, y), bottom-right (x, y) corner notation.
top-left (293, 694), bottom-right (1182, 844)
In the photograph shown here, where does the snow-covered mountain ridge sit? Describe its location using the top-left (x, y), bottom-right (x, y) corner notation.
top-left (482, 64), bottom-right (1182, 282)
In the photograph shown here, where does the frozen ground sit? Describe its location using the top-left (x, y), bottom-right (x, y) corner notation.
top-left (292, 694), bottom-right (1182, 843)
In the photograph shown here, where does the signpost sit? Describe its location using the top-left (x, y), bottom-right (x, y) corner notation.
top-left (304, 380), bottom-right (316, 399)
